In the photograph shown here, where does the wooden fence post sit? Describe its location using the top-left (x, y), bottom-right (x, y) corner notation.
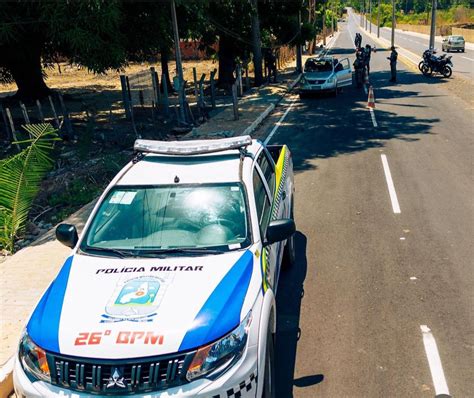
top-left (237, 65), bottom-right (243, 97)
top-left (57, 93), bottom-right (73, 137)
top-left (19, 102), bottom-right (30, 125)
top-left (36, 99), bottom-right (45, 122)
top-left (120, 74), bottom-right (132, 120)
top-left (245, 67), bottom-right (250, 91)
top-left (193, 67), bottom-right (199, 104)
top-left (210, 69), bottom-right (217, 109)
top-left (48, 96), bottom-right (60, 128)
top-left (232, 82), bottom-right (239, 121)
top-left (198, 73), bottom-right (207, 121)
top-left (5, 108), bottom-right (20, 150)
top-left (0, 104), bottom-right (9, 139)
top-left (161, 73), bottom-right (170, 117)
top-left (150, 67), bottom-right (161, 111)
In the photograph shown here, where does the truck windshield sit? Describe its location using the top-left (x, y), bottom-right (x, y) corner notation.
top-left (81, 184), bottom-right (249, 255)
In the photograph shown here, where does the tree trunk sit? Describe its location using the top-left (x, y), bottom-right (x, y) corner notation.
top-left (218, 34), bottom-right (236, 89)
top-left (250, 0), bottom-right (263, 86)
top-left (160, 46), bottom-right (174, 93)
top-left (4, 49), bottom-right (51, 101)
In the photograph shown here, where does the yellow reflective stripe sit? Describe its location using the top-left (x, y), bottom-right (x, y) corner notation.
top-left (261, 248), bottom-right (269, 292)
top-left (274, 145), bottom-right (287, 199)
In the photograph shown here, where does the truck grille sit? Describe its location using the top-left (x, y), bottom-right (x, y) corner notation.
top-left (47, 351), bottom-right (194, 395)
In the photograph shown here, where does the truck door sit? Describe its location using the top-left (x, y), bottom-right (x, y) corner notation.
top-left (335, 58), bottom-right (352, 87)
top-left (253, 149), bottom-right (284, 291)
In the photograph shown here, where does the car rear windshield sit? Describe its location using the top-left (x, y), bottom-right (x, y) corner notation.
top-left (81, 184), bottom-right (250, 255)
top-left (304, 59), bottom-right (333, 72)
top-left (451, 36), bottom-right (464, 41)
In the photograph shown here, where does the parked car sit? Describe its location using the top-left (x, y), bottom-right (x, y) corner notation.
top-left (442, 35), bottom-right (465, 52)
top-left (13, 136), bottom-right (296, 398)
top-left (300, 56), bottom-right (352, 97)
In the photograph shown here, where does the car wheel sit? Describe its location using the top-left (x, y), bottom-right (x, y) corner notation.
top-left (421, 64), bottom-right (432, 76)
top-left (462, 49), bottom-right (465, 53)
top-left (442, 65), bottom-right (452, 78)
top-left (262, 328), bottom-right (276, 398)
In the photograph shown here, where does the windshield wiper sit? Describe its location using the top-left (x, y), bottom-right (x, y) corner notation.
top-left (81, 246), bottom-right (136, 258)
top-left (134, 247), bottom-right (224, 257)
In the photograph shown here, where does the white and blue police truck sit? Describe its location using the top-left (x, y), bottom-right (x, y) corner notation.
top-left (14, 136), bottom-right (296, 398)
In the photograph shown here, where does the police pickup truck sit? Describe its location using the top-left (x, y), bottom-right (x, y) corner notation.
top-left (14, 136), bottom-right (295, 398)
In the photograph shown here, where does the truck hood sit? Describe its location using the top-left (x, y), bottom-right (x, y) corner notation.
top-left (27, 249), bottom-right (258, 359)
top-left (303, 71), bottom-right (333, 80)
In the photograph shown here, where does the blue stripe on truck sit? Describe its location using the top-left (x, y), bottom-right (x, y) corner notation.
top-left (26, 256), bottom-right (74, 353)
top-left (179, 250), bottom-right (253, 351)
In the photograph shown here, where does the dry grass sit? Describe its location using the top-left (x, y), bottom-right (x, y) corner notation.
top-left (0, 59), bottom-right (220, 98)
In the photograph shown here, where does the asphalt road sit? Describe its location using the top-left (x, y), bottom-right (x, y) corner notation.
top-left (356, 13), bottom-right (474, 81)
top-left (255, 14), bottom-right (473, 398)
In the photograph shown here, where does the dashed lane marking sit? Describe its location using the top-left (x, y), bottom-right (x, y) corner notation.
top-left (420, 325), bottom-right (451, 397)
top-left (461, 56), bottom-right (474, 62)
top-left (369, 108), bottom-right (378, 127)
top-left (263, 96), bottom-right (298, 145)
top-left (380, 154), bottom-right (401, 214)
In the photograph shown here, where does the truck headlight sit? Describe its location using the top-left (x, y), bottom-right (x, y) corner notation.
top-left (19, 333), bottom-right (51, 382)
top-left (186, 311), bottom-right (252, 381)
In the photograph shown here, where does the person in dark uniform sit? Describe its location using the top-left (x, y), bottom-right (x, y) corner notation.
top-left (388, 46), bottom-right (398, 82)
top-left (364, 44), bottom-right (372, 75)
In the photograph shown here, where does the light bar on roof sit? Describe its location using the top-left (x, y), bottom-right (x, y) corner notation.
top-left (134, 136), bottom-right (252, 156)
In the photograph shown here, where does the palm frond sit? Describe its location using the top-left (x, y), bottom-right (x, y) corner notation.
top-left (0, 123), bottom-right (60, 253)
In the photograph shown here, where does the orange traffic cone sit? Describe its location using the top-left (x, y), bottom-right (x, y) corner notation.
top-left (367, 85), bottom-right (375, 108)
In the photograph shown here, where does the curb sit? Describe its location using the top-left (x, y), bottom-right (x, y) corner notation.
top-left (0, 357), bottom-right (14, 398)
top-left (241, 73), bottom-right (302, 137)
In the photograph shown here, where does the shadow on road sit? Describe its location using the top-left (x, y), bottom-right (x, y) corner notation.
top-left (275, 231), bottom-right (311, 397)
top-left (271, 67), bottom-right (440, 173)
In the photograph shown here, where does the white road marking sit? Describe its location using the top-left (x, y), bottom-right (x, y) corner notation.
top-left (369, 108), bottom-right (378, 127)
top-left (263, 97), bottom-right (298, 145)
top-left (461, 56), bottom-right (474, 61)
top-left (380, 154), bottom-right (401, 213)
top-left (420, 325), bottom-right (450, 396)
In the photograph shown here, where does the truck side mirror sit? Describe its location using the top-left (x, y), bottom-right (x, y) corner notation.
top-left (265, 219), bottom-right (296, 246)
top-left (56, 224), bottom-right (78, 248)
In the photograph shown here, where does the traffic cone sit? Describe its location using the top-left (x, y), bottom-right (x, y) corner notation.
top-left (367, 85), bottom-right (375, 109)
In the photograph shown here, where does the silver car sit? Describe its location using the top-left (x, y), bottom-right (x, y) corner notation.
top-left (300, 56), bottom-right (352, 97)
top-left (442, 35), bottom-right (465, 52)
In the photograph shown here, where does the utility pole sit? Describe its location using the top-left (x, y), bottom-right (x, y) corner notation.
top-left (365, 0), bottom-right (368, 30)
top-left (377, 0), bottom-right (380, 37)
top-left (170, 0), bottom-right (185, 122)
top-left (391, 0), bottom-right (396, 47)
top-left (171, 0), bottom-right (183, 82)
top-left (369, 0), bottom-right (372, 33)
top-left (331, 1), bottom-right (335, 34)
top-left (429, 0), bottom-right (437, 50)
top-left (296, 9), bottom-right (303, 73)
top-left (250, 0), bottom-right (263, 86)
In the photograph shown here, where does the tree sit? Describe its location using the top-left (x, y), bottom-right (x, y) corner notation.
top-left (0, 1), bottom-right (171, 100)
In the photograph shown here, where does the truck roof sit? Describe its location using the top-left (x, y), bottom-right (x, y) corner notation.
top-left (117, 137), bottom-right (263, 186)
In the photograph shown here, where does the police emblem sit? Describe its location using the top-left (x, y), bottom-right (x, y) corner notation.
top-left (101, 275), bottom-right (172, 323)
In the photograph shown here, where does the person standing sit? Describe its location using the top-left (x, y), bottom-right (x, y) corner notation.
top-left (364, 44), bottom-right (372, 75)
top-left (388, 46), bottom-right (398, 82)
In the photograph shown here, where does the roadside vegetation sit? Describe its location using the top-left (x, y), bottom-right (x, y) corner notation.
top-left (0, 124), bottom-right (59, 253)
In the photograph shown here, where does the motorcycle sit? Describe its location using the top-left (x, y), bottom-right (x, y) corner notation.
top-left (418, 49), bottom-right (435, 71)
top-left (419, 50), bottom-right (453, 78)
